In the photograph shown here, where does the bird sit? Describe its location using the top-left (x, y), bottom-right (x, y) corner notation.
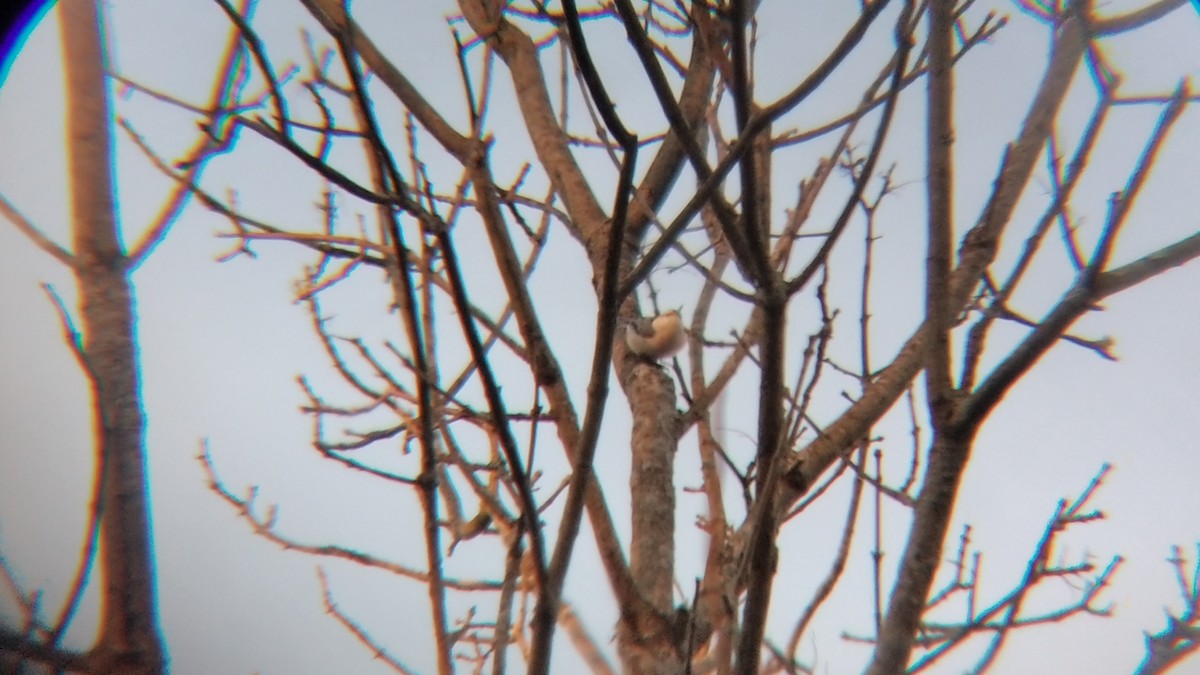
top-left (625, 309), bottom-right (686, 361)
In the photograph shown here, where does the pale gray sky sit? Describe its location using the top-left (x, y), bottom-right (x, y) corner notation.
top-left (2, 2), bottom-right (1200, 674)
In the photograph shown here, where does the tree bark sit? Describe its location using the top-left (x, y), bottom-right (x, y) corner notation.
top-left (619, 360), bottom-right (683, 674)
top-left (61, 1), bottom-right (166, 672)
top-left (864, 431), bottom-right (973, 674)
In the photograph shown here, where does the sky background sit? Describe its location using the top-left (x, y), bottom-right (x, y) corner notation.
top-left (2, 1), bottom-right (1200, 673)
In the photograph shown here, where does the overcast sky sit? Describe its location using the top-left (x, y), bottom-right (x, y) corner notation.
top-left (2, 2), bottom-right (1200, 674)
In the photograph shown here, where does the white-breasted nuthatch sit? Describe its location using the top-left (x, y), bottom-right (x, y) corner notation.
top-left (625, 310), bottom-right (686, 360)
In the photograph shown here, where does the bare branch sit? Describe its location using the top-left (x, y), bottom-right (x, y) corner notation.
top-left (198, 443), bottom-right (501, 592)
top-left (0, 192), bottom-right (74, 267)
top-left (316, 568), bottom-right (419, 675)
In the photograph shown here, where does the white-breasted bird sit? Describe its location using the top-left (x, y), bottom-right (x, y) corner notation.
top-left (625, 309), bottom-right (686, 361)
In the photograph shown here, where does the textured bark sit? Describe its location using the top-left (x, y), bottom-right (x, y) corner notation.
top-left (626, 363), bottom-right (679, 613)
top-left (617, 361), bottom-right (683, 673)
top-left (866, 432), bottom-right (972, 675)
top-left (61, 1), bottom-right (166, 672)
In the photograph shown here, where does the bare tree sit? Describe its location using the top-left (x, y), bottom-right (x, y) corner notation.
top-left (0, 0), bottom-right (166, 672)
top-left (5, 0), bottom-right (1200, 673)
top-left (0, 0), bottom-right (252, 672)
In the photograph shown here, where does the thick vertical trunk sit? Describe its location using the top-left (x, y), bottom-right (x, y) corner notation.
top-left (60, 1), bottom-right (165, 672)
top-left (620, 361), bottom-right (682, 673)
top-left (627, 363), bottom-right (678, 612)
top-left (865, 431), bottom-right (973, 674)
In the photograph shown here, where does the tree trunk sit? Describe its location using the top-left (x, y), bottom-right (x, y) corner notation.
top-left (620, 360), bottom-right (683, 673)
top-left (865, 430), bottom-right (973, 674)
top-left (61, 1), bottom-right (166, 672)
